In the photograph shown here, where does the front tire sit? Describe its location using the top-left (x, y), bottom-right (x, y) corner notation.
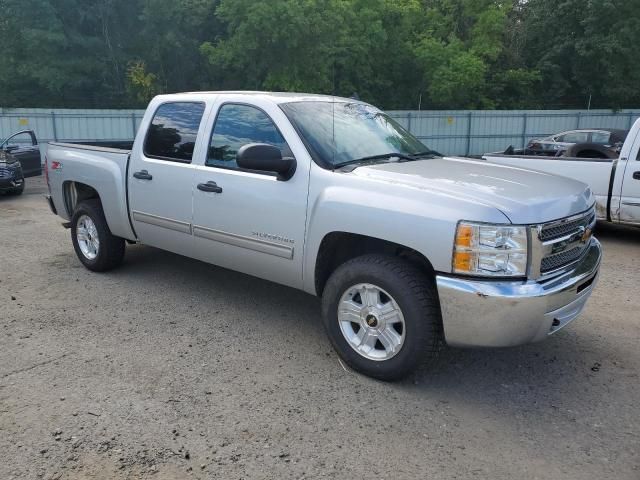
top-left (71, 199), bottom-right (125, 272)
top-left (321, 254), bottom-right (443, 381)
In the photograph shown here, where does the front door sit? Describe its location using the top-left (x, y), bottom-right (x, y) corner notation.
top-left (128, 101), bottom-right (207, 256)
top-left (2, 131), bottom-right (40, 176)
top-left (618, 135), bottom-right (640, 225)
top-left (191, 101), bottom-right (309, 289)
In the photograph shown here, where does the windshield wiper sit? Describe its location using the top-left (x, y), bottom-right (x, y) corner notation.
top-left (409, 149), bottom-right (441, 158)
top-left (333, 152), bottom-right (416, 169)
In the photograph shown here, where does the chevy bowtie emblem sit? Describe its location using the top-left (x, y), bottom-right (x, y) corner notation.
top-left (581, 227), bottom-right (593, 244)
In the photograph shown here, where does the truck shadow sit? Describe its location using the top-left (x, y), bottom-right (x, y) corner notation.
top-left (409, 332), bottom-right (613, 405)
top-left (108, 243), bottom-right (619, 414)
top-left (595, 221), bottom-right (640, 244)
top-left (115, 243), bottom-right (324, 335)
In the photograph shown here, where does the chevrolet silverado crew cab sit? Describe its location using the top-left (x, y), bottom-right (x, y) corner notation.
top-left (44, 92), bottom-right (602, 380)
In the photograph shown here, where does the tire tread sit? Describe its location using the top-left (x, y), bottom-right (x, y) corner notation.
top-left (71, 199), bottom-right (125, 272)
top-left (321, 254), bottom-right (443, 381)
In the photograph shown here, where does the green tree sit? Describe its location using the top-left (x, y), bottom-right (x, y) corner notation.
top-left (0, 0), bottom-right (141, 107)
top-left (518, 0), bottom-right (640, 108)
top-left (201, 0), bottom-right (423, 108)
top-left (130, 0), bottom-right (219, 98)
top-left (0, 0), bottom-right (638, 110)
top-left (412, 0), bottom-right (539, 109)
top-left (126, 61), bottom-right (159, 103)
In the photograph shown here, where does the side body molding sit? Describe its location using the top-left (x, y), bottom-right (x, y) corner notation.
top-left (131, 210), bottom-right (294, 260)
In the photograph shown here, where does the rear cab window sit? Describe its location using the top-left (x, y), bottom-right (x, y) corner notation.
top-left (561, 132), bottom-right (589, 143)
top-left (590, 131), bottom-right (611, 144)
top-left (144, 102), bottom-right (206, 163)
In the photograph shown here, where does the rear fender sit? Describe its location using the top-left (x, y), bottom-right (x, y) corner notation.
top-left (46, 144), bottom-right (136, 240)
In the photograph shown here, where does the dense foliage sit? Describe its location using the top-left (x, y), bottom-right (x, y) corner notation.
top-left (1, 0), bottom-right (638, 109)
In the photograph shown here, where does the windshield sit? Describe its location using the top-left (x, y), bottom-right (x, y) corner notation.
top-left (280, 101), bottom-right (435, 168)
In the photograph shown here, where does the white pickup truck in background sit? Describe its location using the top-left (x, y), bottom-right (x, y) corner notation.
top-left (484, 118), bottom-right (640, 226)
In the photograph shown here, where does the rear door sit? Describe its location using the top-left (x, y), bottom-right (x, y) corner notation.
top-left (2, 131), bottom-right (40, 176)
top-left (190, 100), bottom-right (310, 289)
top-left (128, 101), bottom-right (208, 256)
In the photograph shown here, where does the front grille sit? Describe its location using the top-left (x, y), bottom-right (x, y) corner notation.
top-left (540, 211), bottom-right (596, 241)
top-left (541, 247), bottom-right (584, 273)
top-left (537, 207), bottom-right (596, 277)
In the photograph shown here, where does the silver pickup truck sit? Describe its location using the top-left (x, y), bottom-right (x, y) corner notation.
top-left (44, 92), bottom-right (602, 380)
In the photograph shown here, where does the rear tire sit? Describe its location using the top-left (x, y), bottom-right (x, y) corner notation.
top-left (71, 199), bottom-right (125, 272)
top-left (321, 254), bottom-right (443, 381)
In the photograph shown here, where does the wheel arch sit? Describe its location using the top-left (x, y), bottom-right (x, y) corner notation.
top-left (63, 181), bottom-right (101, 218)
top-left (565, 142), bottom-right (617, 159)
top-left (61, 179), bottom-right (136, 241)
top-left (313, 231), bottom-right (436, 297)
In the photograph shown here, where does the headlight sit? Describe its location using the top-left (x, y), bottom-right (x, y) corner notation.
top-left (453, 222), bottom-right (528, 277)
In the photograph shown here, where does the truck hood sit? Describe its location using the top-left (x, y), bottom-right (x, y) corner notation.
top-left (353, 157), bottom-right (593, 224)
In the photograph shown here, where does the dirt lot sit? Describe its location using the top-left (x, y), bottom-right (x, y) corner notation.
top-left (1, 176), bottom-right (639, 480)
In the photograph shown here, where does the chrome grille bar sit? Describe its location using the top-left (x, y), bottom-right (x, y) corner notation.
top-left (540, 210), bottom-right (596, 242)
top-left (529, 206), bottom-right (596, 280)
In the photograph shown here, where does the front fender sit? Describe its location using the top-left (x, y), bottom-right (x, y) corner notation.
top-left (302, 186), bottom-right (464, 295)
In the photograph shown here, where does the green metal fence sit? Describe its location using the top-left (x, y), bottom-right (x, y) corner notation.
top-left (2, 107), bottom-right (639, 156)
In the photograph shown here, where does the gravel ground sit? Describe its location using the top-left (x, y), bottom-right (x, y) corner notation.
top-left (1, 176), bottom-right (639, 480)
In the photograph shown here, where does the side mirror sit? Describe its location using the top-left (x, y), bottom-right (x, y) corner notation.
top-left (236, 143), bottom-right (296, 181)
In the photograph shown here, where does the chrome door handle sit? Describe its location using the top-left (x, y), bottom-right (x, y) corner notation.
top-left (197, 181), bottom-right (222, 193)
top-left (133, 170), bottom-right (153, 180)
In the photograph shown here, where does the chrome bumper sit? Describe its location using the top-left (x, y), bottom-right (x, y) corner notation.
top-left (436, 238), bottom-right (602, 348)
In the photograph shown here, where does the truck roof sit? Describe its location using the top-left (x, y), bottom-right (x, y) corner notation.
top-left (166, 90), bottom-right (365, 105)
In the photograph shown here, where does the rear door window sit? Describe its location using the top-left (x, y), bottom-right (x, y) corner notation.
top-left (4, 131), bottom-right (36, 148)
top-left (144, 102), bottom-right (206, 163)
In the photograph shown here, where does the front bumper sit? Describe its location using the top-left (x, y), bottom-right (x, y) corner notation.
top-left (0, 164), bottom-right (24, 191)
top-left (0, 177), bottom-right (24, 191)
top-left (436, 238), bottom-right (602, 348)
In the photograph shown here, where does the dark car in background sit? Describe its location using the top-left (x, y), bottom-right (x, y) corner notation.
top-left (1, 130), bottom-right (42, 176)
top-left (0, 130), bottom-right (41, 195)
top-left (0, 148), bottom-right (25, 195)
top-left (525, 128), bottom-right (628, 158)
